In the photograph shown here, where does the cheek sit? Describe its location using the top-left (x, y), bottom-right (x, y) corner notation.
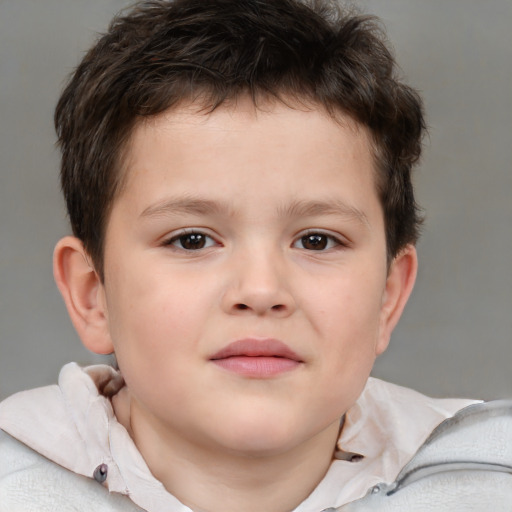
top-left (109, 264), bottom-right (207, 328)
top-left (104, 268), bottom-right (214, 372)
top-left (303, 268), bottom-right (385, 397)
top-left (106, 278), bottom-right (210, 411)
top-left (309, 269), bottom-right (385, 339)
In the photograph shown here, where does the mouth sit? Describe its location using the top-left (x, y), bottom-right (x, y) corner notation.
top-left (210, 338), bottom-right (303, 378)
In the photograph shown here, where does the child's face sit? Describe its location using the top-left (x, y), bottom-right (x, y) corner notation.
top-left (96, 98), bottom-right (413, 456)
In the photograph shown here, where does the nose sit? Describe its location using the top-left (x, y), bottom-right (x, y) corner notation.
top-left (221, 248), bottom-right (296, 317)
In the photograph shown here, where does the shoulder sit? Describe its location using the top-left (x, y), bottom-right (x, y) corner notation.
top-left (364, 377), bottom-right (478, 419)
top-left (363, 376), bottom-right (478, 419)
top-left (294, 380), bottom-right (479, 510)
top-left (343, 377), bottom-right (478, 464)
top-left (0, 428), bottom-right (143, 512)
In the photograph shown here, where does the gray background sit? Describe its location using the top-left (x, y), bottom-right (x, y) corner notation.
top-left (0, 1), bottom-right (510, 401)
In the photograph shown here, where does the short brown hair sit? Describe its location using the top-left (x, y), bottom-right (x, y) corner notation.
top-left (55, 0), bottom-right (425, 280)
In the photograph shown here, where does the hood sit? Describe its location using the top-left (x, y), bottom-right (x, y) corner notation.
top-left (0, 362), bottom-right (191, 511)
top-left (0, 362), bottom-right (475, 512)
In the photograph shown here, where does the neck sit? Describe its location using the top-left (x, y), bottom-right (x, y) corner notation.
top-left (114, 391), bottom-right (341, 512)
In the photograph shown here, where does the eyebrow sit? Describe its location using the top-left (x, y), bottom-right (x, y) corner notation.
top-left (140, 195), bottom-right (369, 227)
top-left (279, 198), bottom-right (370, 227)
top-left (140, 196), bottom-right (230, 218)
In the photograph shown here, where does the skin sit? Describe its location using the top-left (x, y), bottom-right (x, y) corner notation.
top-left (54, 98), bottom-right (417, 512)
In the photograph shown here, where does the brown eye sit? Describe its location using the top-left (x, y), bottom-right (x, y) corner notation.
top-left (300, 234), bottom-right (328, 250)
top-left (294, 232), bottom-right (342, 251)
top-left (168, 232), bottom-right (216, 250)
top-left (179, 233), bottom-right (206, 249)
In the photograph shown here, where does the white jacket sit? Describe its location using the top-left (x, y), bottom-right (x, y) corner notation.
top-left (0, 363), bottom-right (474, 511)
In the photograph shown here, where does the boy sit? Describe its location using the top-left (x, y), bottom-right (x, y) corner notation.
top-left (0, 0), bottom-right (475, 510)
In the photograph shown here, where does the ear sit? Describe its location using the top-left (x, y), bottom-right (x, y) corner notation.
top-left (53, 236), bottom-right (114, 355)
top-left (375, 244), bottom-right (418, 355)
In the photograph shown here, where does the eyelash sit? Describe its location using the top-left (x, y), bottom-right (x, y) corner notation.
top-left (162, 230), bottom-right (219, 251)
top-left (292, 231), bottom-right (347, 251)
top-left (162, 229), bottom-right (347, 252)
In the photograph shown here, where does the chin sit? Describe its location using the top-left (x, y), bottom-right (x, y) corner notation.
top-left (212, 410), bottom-right (306, 457)
top-left (222, 436), bottom-right (297, 458)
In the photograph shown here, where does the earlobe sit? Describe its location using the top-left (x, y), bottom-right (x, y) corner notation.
top-left (376, 244), bottom-right (418, 355)
top-left (53, 236), bottom-right (114, 355)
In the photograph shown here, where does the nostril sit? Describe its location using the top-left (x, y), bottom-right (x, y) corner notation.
top-left (231, 303), bottom-right (287, 313)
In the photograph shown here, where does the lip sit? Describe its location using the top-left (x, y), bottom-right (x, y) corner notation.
top-left (210, 338), bottom-right (303, 377)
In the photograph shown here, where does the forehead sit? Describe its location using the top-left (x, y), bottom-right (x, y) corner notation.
top-left (116, 98), bottom-right (380, 219)
top-left (125, 97), bottom-right (375, 175)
